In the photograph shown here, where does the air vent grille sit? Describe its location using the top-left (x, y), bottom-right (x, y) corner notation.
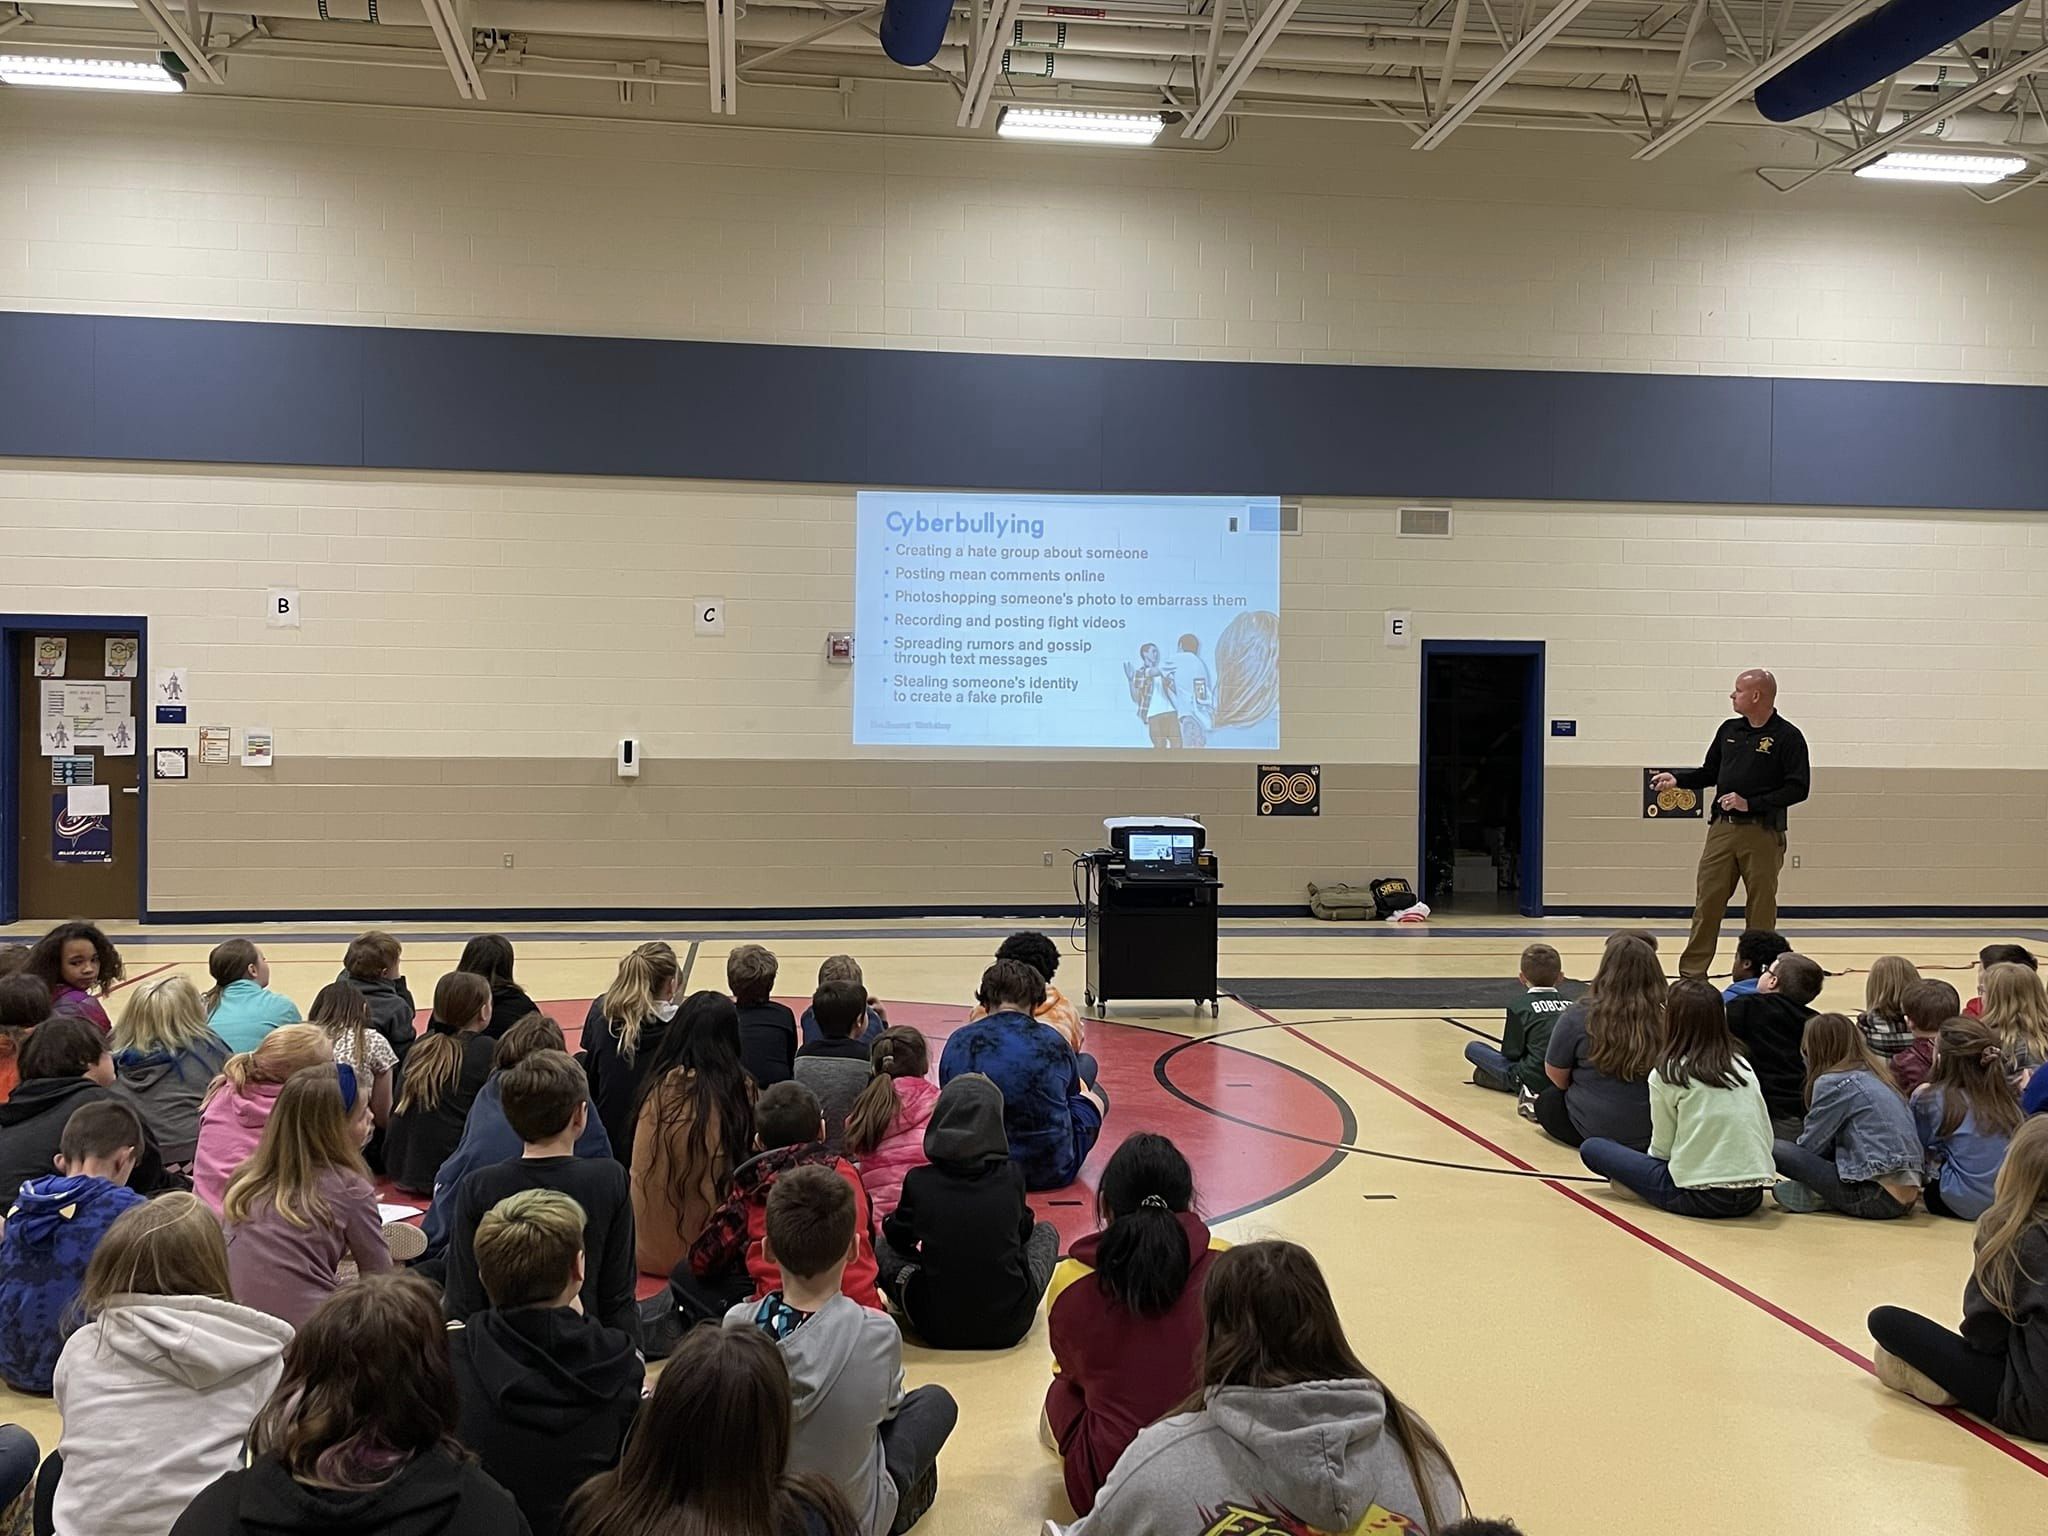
top-left (1398, 505), bottom-right (1453, 538)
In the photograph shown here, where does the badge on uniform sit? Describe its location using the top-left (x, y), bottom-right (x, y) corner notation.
top-left (1643, 769), bottom-right (1702, 819)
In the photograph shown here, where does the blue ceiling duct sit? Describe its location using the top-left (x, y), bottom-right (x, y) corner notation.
top-left (1755, 0), bottom-right (2013, 121)
top-left (880, 0), bottom-right (953, 66)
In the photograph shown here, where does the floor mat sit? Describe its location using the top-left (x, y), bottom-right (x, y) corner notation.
top-left (1223, 976), bottom-right (1586, 1011)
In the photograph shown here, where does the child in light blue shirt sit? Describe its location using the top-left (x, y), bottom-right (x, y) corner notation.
top-left (203, 940), bottom-right (300, 1053)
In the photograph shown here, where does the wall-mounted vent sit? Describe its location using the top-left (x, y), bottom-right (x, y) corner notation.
top-left (1279, 502), bottom-right (1303, 534)
top-left (1398, 505), bottom-right (1453, 538)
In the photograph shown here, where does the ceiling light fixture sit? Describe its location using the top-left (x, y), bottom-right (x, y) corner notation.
top-left (997, 106), bottom-right (1164, 147)
top-left (1854, 151), bottom-right (2026, 184)
top-left (0, 54), bottom-right (186, 92)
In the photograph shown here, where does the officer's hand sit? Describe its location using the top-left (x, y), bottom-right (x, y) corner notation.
top-left (1718, 792), bottom-right (1749, 813)
top-left (1649, 772), bottom-right (1677, 792)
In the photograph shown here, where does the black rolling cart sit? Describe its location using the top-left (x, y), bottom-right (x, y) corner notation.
top-left (1082, 836), bottom-right (1222, 1018)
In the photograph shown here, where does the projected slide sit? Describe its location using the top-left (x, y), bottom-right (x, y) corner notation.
top-left (853, 492), bottom-right (1281, 750)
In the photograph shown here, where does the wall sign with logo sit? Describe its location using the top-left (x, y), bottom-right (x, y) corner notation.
top-left (1258, 764), bottom-right (1321, 816)
top-left (51, 794), bottom-right (113, 863)
top-left (1643, 769), bottom-right (1702, 819)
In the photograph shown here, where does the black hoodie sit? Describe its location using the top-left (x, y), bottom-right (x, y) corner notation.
top-left (881, 1074), bottom-right (1042, 1349)
top-left (450, 1306), bottom-right (643, 1536)
top-left (170, 1449), bottom-right (529, 1536)
top-left (0, 1076), bottom-right (167, 1200)
top-left (334, 967), bottom-right (420, 1058)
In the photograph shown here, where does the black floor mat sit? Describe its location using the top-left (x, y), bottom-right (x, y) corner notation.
top-left (1223, 976), bottom-right (1586, 1011)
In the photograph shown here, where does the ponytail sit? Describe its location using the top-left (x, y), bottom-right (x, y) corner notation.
top-left (205, 1023), bottom-right (332, 1107)
top-left (1093, 1132), bottom-right (1196, 1318)
top-left (600, 942), bottom-right (680, 1063)
top-left (203, 939), bottom-right (261, 1016)
top-left (397, 972), bottom-right (489, 1115)
top-left (844, 1027), bottom-right (929, 1156)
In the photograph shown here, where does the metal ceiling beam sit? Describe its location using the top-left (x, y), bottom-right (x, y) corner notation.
top-left (1412, 0), bottom-right (1596, 147)
top-left (1658, 0), bottom-right (1706, 125)
top-left (131, 0), bottom-right (225, 81)
top-left (1833, 35), bottom-right (2048, 168)
top-left (415, 0), bottom-right (486, 95)
top-left (705, 0), bottom-right (737, 109)
top-left (957, 0), bottom-right (1027, 125)
top-left (1182, 0), bottom-right (1304, 137)
top-left (1633, 0), bottom-right (1875, 159)
top-left (1436, 0), bottom-right (1469, 107)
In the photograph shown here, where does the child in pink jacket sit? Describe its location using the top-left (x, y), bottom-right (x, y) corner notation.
top-left (191, 1026), bottom-right (334, 1208)
top-left (842, 1027), bottom-right (939, 1219)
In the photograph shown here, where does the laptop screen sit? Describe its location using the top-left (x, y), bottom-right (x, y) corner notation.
top-left (1127, 832), bottom-right (1197, 867)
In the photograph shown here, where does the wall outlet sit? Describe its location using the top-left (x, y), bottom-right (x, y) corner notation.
top-left (1043, 851), bottom-right (1055, 866)
top-left (502, 853), bottom-right (515, 868)
top-left (1790, 855), bottom-right (1802, 868)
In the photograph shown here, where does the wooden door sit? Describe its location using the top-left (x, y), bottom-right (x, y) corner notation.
top-left (14, 628), bottom-right (142, 920)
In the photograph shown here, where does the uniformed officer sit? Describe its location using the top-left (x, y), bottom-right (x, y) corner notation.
top-left (1651, 669), bottom-right (1812, 980)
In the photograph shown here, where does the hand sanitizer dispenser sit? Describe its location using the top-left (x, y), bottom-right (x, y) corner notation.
top-left (617, 738), bottom-right (640, 779)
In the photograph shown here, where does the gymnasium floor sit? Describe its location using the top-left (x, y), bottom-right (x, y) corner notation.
top-left (3, 913), bottom-right (2041, 1534)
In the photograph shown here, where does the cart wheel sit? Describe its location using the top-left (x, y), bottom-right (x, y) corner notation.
top-left (1210, 1000), bottom-right (1220, 1018)
top-left (1085, 990), bottom-right (1097, 1010)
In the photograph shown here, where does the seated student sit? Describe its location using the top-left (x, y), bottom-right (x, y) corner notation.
top-left (221, 1064), bottom-right (393, 1328)
top-left (728, 1166), bottom-right (957, 1536)
top-left (964, 932), bottom-right (1087, 1055)
top-left (801, 955), bottom-right (889, 1048)
top-left (1857, 956), bottom-right (1922, 1058)
top-left (940, 960), bottom-right (1103, 1190)
top-left (562, 1325), bottom-right (860, 1536)
top-left (1913, 1016), bottom-right (2022, 1221)
top-left (1895, 979), bottom-right (1959, 1097)
top-left (111, 973), bottom-right (232, 1174)
top-left (385, 972), bottom-right (497, 1196)
top-left (796, 981), bottom-right (876, 1152)
top-left (1045, 1134), bottom-right (1226, 1516)
top-left (881, 1074), bottom-right (1060, 1351)
top-left (1979, 961), bottom-right (2048, 1082)
top-left (52, 1192), bottom-right (292, 1536)
top-left (423, 1015), bottom-right (611, 1261)
top-left (0, 972), bottom-right (52, 1105)
top-left (1465, 943), bottom-right (1569, 1102)
top-left (0, 1017), bottom-right (167, 1202)
top-left (1579, 978), bottom-right (1774, 1219)
top-left (685, 1081), bottom-right (880, 1318)
top-left (1869, 1115), bottom-right (2048, 1438)
top-left (457, 933), bottom-right (541, 1042)
top-left (0, 1100), bottom-right (147, 1393)
top-left (1535, 935), bottom-right (1663, 1152)
top-left (307, 981), bottom-right (397, 1131)
top-left (1723, 930), bottom-right (1791, 1004)
top-left (579, 941), bottom-right (683, 1164)
top-left (443, 1050), bottom-right (638, 1343)
top-left (632, 991), bottom-right (757, 1278)
top-left (201, 940), bottom-right (302, 1054)
top-left (193, 1024), bottom-right (334, 1210)
top-left (1058, 1242), bottom-right (1463, 1536)
top-left (333, 928), bottom-right (418, 1060)
top-left (732, 943), bottom-right (799, 1090)
top-left (1967, 944), bottom-right (2038, 1017)
top-left (843, 1028), bottom-right (940, 1222)
top-left (171, 1273), bottom-right (524, 1536)
top-left (1727, 952), bottom-right (1826, 1136)
top-left (451, 1189), bottom-right (644, 1536)
top-left (23, 921), bottom-right (123, 1035)
top-left (1772, 1012), bottom-right (1923, 1218)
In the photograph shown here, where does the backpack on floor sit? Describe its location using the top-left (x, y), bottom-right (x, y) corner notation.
top-left (1307, 881), bottom-right (1374, 921)
top-left (1369, 876), bottom-right (1420, 917)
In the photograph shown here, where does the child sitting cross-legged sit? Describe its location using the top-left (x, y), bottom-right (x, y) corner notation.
top-left (728, 1165), bottom-right (958, 1536)
top-left (1727, 951), bottom-right (1826, 1137)
top-left (0, 1016), bottom-right (167, 1205)
top-left (451, 1189), bottom-right (645, 1536)
top-left (842, 1028), bottom-right (940, 1222)
top-left (880, 1074), bottom-right (1062, 1351)
top-left (795, 980), bottom-right (877, 1152)
top-left (442, 1048), bottom-right (638, 1344)
top-left (679, 1080), bottom-right (881, 1325)
top-left (1771, 1012), bottom-right (1923, 1219)
top-left (0, 1100), bottom-right (147, 1393)
top-left (1894, 979), bottom-right (1959, 1096)
top-left (1464, 943), bottom-right (1569, 1105)
top-left (1577, 979), bottom-right (1775, 1220)
top-left (1914, 1016), bottom-right (2023, 1221)
top-left (1856, 956), bottom-right (1922, 1058)
top-left (1979, 961), bottom-right (2048, 1082)
top-left (800, 955), bottom-right (889, 1048)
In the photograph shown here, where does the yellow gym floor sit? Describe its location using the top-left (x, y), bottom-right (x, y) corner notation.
top-left (2, 914), bottom-right (2036, 1534)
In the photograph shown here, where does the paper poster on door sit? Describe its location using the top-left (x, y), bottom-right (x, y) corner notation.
top-left (34, 637), bottom-right (66, 678)
top-left (104, 638), bottom-right (139, 679)
top-left (50, 756), bottom-right (93, 787)
top-left (51, 794), bottom-right (113, 864)
top-left (105, 718), bottom-right (137, 756)
top-left (105, 682), bottom-right (131, 718)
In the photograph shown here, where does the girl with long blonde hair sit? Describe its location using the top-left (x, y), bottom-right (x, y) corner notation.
top-left (1978, 962), bottom-right (2048, 1080)
top-left (580, 940), bottom-right (682, 1162)
top-left (1870, 1115), bottom-right (2048, 1437)
top-left (1857, 955), bottom-right (1922, 1057)
top-left (1914, 1015), bottom-right (2024, 1222)
top-left (192, 1024), bottom-right (334, 1210)
top-left (112, 973), bottom-right (233, 1170)
top-left (221, 1064), bottom-right (388, 1328)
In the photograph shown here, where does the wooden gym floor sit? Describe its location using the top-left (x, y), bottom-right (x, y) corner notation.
top-left (2, 913), bottom-right (2040, 1535)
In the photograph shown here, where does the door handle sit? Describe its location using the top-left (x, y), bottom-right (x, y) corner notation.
top-left (120, 787), bottom-right (140, 796)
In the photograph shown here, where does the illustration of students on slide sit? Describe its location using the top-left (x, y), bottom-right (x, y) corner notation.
top-left (1124, 642), bottom-right (1182, 749)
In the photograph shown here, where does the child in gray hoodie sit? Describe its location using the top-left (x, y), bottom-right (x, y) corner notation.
top-left (1056, 1241), bottom-right (1464, 1536)
top-left (727, 1165), bottom-right (957, 1536)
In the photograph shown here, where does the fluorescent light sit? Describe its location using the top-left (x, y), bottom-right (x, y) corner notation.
top-left (1855, 151), bottom-right (2025, 185)
top-left (0, 55), bottom-right (185, 92)
top-left (997, 106), bottom-right (1163, 147)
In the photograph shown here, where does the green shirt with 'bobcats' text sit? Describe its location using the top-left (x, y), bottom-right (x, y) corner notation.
top-left (1502, 986), bottom-right (1575, 1092)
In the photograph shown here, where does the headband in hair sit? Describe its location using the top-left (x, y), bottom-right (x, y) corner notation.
top-left (336, 1062), bottom-right (359, 1113)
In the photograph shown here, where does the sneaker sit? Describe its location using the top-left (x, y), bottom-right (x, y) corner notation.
top-left (1516, 1088), bottom-right (1539, 1123)
top-left (1873, 1344), bottom-right (1958, 1407)
top-left (1772, 1180), bottom-right (1828, 1214)
top-left (639, 1292), bottom-right (686, 1361)
top-left (382, 1220), bottom-right (428, 1264)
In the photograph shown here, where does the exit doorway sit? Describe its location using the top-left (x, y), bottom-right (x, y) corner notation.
top-left (1418, 640), bottom-right (1544, 917)
top-left (1, 615), bottom-right (150, 925)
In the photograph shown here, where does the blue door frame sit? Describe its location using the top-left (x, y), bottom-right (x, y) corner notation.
top-left (1417, 639), bottom-right (1545, 918)
top-left (0, 615), bottom-right (151, 925)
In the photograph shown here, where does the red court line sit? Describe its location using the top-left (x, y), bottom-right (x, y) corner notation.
top-left (1268, 1014), bottom-right (2048, 1480)
top-left (106, 962), bottom-right (174, 994)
